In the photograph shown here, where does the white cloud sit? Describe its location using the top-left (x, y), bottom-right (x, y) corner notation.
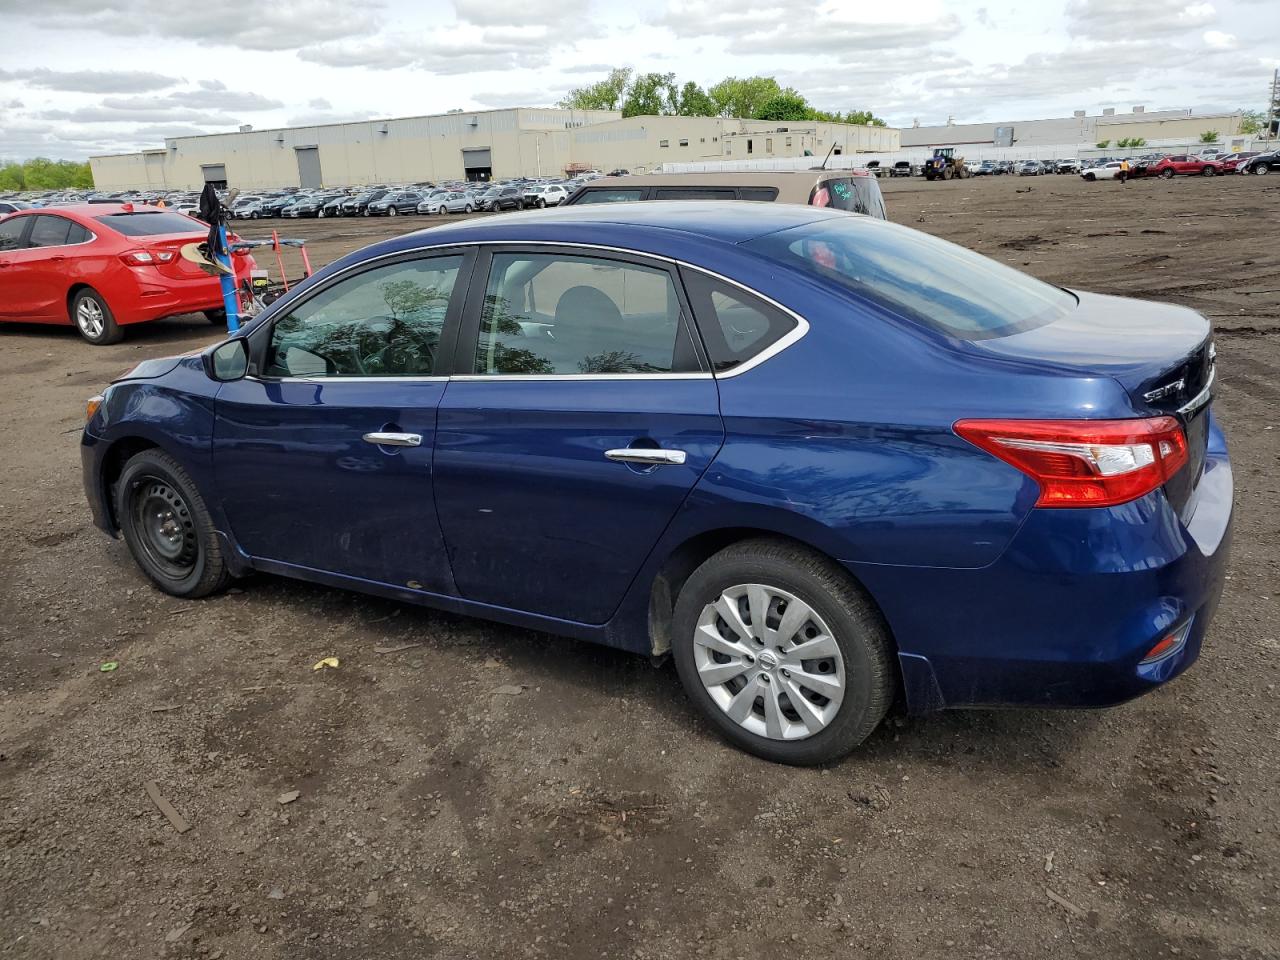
top-left (1203, 29), bottom-right (1238, 48)
top-left (0, 67), bottom-right (178, 93)
top-left (1066, 0), bottom-right (1217, 40)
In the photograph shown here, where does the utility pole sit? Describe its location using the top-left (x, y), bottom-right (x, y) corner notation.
top-left (1267, 68), bottom-right (1280, 141)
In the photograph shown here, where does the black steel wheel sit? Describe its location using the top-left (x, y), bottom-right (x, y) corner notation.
top-left (115, 449), bottom-right (230, 598)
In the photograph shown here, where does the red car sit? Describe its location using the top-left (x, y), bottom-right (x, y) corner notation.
top-left (0, 204), bottom-right (256, 344)
top-left (1217, 152), bottom-right (1260, 173)
top-left (1147, 154), bottom-right (1223, 179)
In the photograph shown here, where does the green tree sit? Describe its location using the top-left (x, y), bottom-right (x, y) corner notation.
top-left (757, 90), bottom-right (812, 122)
top-left (1239, 109), bottom-right (1266, 135)
top-left (708, 76), bottom-right (782, 119)
top-left (558, 68), bottom-right (632, 112)
top-left (0, 157), bottom-right (92, 190)
top-left (1096, 140), bottom-right (1111, 149)
top-left (840, 109), bottom-right (887, 127)
top-left (1199, 130), bottom-right (1219, 144)
top-left (622, 72), bottom-right (677, 117)
top-left (674, 81), bottom-right (717, 117)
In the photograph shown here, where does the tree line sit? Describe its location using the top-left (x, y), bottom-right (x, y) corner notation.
top-left (0, 158), bottom-right (93, 192)
top-left (558, 69), bottom-right (886, 126)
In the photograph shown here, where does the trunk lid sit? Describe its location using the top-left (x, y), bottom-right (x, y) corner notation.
top-left (961, 290), bottom-right (1215, 513)
top-left (136, 232), bottom-right (223, 281)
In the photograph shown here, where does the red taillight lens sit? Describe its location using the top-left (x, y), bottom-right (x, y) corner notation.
top-left (119, 250), bottom-right (174, 266)
top-left (954, 417), bottom-right (1189, 508)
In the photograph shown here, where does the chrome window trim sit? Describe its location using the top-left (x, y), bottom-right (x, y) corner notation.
top-left (246, 375), bottom-right (450, 384)
top-left (252, 239), bottom-right (811, 382)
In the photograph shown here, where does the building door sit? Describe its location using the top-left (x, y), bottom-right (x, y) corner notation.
top-left (201, 164), bottom-right (227, 190)
top-left (144, 153), bottom-right (167, 189)
top-left (295, 147), bottom-right (322, 188)
top-left (461, 147), bottom-right (492, 182)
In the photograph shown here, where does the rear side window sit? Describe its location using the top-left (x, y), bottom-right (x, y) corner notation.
top-left (27, 216), bottom-right (73, 248)
top-left (744, 216), bottom-right (1075, 341)
top-left (475, 253), bottom-right (700, 375)
top-left (811, 177), bottom-right (886, 219)
top-left (682, 270), bottom-right (798, 372)
top-left (95, 211), bottom-right (202, 236)
top-left (738, 187), bottom-right (779, 202)
top-left (0, 217), bottom-right (26, 251)
top-left (569, 189), bottom-right (645, 204)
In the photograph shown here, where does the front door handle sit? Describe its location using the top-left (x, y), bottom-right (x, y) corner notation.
top-left (363, 432), bottom-right (422, 447)
top-left (605, 448), bottom-right (687, 466)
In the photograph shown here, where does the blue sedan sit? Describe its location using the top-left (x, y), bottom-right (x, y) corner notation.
top-left (81, 202), bottom-right (1232, 764)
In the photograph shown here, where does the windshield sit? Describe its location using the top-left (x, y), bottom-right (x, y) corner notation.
top-left (95, 211), bottom-right (203, 236)
top-left (744, 215), bottom-right (1076, 341)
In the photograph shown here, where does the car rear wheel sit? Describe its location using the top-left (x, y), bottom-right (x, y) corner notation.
top-left (671, 539), bottom-right (894, 765)
top-left (464, 205), bottom-right (473, 213)
top-left (1084, 173), bottom-right (1096, 181)
top-left (116, 449), bottom-right (230, 598)
top-left (1201, 166), bottom-right (1216, 177)
top-left (388, 206), bottom-right (398, 216)
top-left (71, 288), bottom-right (122, 345)
top-left (1162, 168), bottom-right (1176, 179)
top-left (250, 211), bottom-right (260, 219)
top-left (1255, 165), bottom-right (1269, 176)
top-left (204, 309), bottom-right (226, 325)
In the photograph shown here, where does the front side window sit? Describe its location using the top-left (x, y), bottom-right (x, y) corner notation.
top-left (682, 271), bottom-right (798, 372)
top-left (474, 252), bottom-right (700, 375)
top-left (265, 257), bottom-right (462, 377)
top-left (744, 216), bottom-right (1075, 341)
top-left (0, 217), bottom-right (28, 251)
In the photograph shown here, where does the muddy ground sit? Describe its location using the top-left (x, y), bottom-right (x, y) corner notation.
top-left (1, 174), bottom-right (1277, 959)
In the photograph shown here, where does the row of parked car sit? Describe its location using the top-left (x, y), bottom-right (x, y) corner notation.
top-left (1078, 150), bottom-right (1280, 180)
top-left (226, 175), bottom-right (604, 221)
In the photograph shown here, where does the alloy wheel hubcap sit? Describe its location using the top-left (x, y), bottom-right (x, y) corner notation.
top-left (76, 299), bottom-right (104, 338)
top-left (693, 584), bottom-right (845, 741)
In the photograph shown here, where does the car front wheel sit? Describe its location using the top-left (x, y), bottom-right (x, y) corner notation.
top-left (388, 206), bottom-right (398, 216)
top-left (1255, 165), bottom-right (1269, 176)
top-left (672, 539), bottom-right (894, 765)
top-left (115, 448), bottom-right (230, 598)
top-left (71, 288), bottom-right (122, 345)
top-left (1162, 168), bottom-right (1176, 179)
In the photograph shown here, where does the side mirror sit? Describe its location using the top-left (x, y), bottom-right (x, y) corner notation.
top-left (203, 338), bottom-right (249, 382)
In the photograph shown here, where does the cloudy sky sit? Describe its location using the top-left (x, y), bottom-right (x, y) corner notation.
top-left (1, 0), bottom-right (1277, 161)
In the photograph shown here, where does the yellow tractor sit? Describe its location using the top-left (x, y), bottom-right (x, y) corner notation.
top-left (923, 147), bottom-right (969, 181)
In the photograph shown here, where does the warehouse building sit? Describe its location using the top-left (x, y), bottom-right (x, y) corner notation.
top-left (901, 106), bottom-right (1245, 150)
top-left (89, 108), bottom-right (900, 191)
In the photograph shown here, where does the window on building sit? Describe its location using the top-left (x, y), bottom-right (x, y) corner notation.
top-left (679, 139), bottom-right (689, 147)
top-left (747, 139), bottom-right (754, 154)
top-left (766, 138), bottom-right (773, 152)
top-left (712, 136), bottom-right (718, 142)
top-left (659, 140), bottom-right (670, 148)
top-left (786, 136), bottom-right (793, 148)
top-left (700, 137), bottom-right (706, 143)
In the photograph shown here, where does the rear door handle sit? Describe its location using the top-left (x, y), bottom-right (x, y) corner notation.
top-left (363, 432), bottom-right (422, 447)
top-left (605, 448), bottom-right (687, 466)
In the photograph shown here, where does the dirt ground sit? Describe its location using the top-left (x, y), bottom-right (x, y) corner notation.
top-left (2, 174), bottom-right (1278, 960)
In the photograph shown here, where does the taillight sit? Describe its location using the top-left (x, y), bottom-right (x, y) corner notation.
top-left (954, 417), bottom-right (1189, 508)
top-left (120, 250), bottom-right (175, 266)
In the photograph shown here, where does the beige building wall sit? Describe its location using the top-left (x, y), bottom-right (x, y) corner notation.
top-left (89, 109), bottom-right (898, 190)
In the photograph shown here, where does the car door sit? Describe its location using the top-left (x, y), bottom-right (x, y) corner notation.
top-left (212, 250), bottom-right (473, 593)
top-left (433, 245), bottom-right (725, 624)
top-left (0, 215), bottom-right (34, 319)
top-left (20, 215), bottom-right (88, 320)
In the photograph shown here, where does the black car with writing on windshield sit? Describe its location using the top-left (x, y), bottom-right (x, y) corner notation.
top-left (562, 171), bottom-right (887, 219)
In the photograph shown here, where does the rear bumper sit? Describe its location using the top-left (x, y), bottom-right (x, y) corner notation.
top-left (852, 414), bottom-right (1233, 713)
top-left (114, 256), bottom-right (257, 324)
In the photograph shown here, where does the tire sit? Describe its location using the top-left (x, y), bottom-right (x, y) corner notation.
top-left (388, 206), bottom-right (398, 217)
top-left (1201, 166), bottom-right (1216, 177)
top-left (464, 205), bottom-right (473, 213)
top-left (671, 538), bottom-right (894, 765)
top-left (115, 448), bottom-right (231, 599)
top-left (1255, 165), bottom-right (1269, 176)
top-left (317, 208), bottom-right (326, 218)
top-left (537, 198), bottom-right (546, 208)
top-left (204, 309), bottom-right (226, 325)
top-left (71, 288), bottom-right (122, 345)
top-left (1084, 173), bottom-right (1096, 181)
top-left (1162, 168), bottom-right (1176, 179)
top-left (250, 211), bottom-right (260, 220)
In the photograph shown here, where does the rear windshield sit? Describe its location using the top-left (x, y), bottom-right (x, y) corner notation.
top-left (744, 216), bottom-right (1075, 341)
top-left (811, 177), bottom-right (886, 219)
top-left (95, 211), bottom-right (202, 236)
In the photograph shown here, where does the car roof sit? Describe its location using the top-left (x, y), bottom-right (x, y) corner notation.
top-left (580, 171), bottom-right (868, 204)
top-left (388, 200), bottom-right (841, 253)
